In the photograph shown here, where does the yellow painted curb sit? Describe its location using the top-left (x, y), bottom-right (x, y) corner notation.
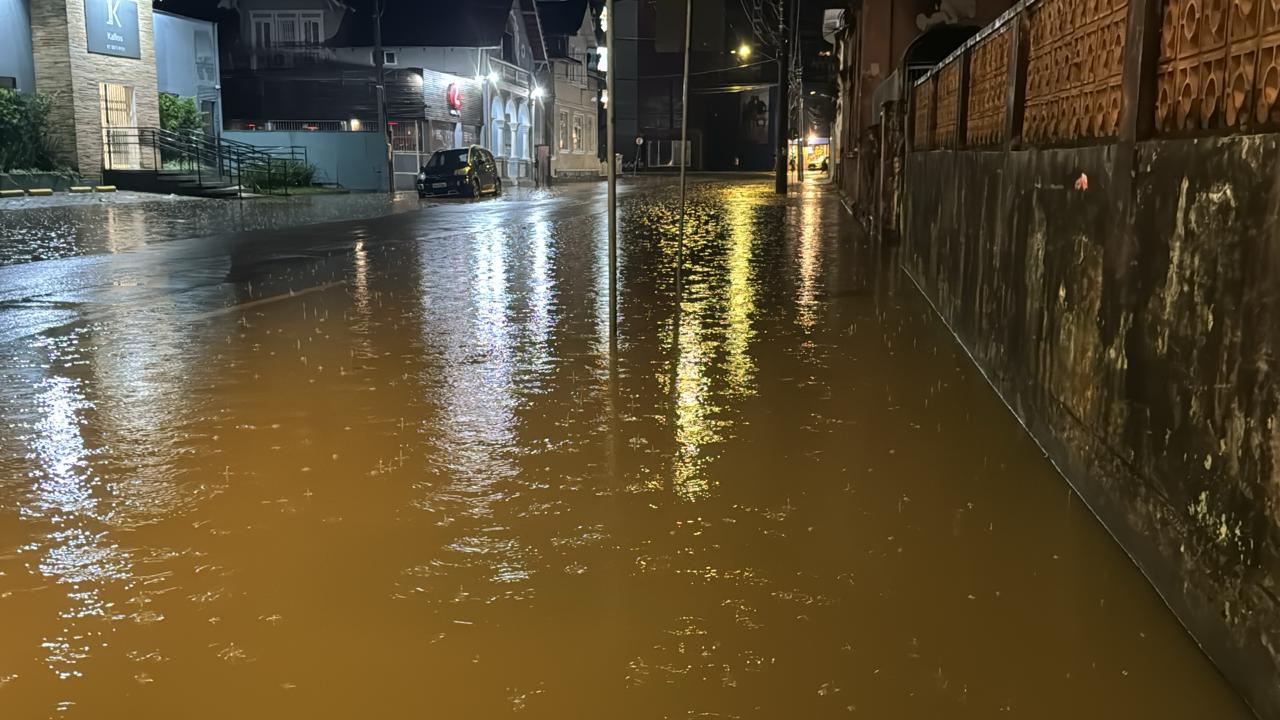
top-left (26, 188), bottom-right (54, 196)
top-left (0, 189), bottom-right (24, 198)
top-left (69, 186), bottom-right (93, 193)
top-left (94, 185), bottom-right (117, 193)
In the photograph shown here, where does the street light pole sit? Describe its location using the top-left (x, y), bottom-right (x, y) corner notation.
top-left (774, 0), bottom-right (789, 195)
top-left (373, 0), bottom-right (393, 195)
top-left (606, 0), bottom-right (617, 340)
top-left (676, 0), bottom-right (691, 305)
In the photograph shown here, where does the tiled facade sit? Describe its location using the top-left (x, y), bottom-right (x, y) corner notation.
top-left (31, 0), bottom-right (160, 179)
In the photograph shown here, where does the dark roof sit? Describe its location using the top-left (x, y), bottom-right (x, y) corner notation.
top-left (520, 0), bottom-right (548, 63)
top-left (536, 0), bottom-right (589, 37)
top-left (333, 0), bottom-right (516, 48)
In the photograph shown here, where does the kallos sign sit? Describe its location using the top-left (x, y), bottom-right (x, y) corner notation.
top-left (447, 84), bottom-right (463, 114)
top-left (86, 0), bottom-right (141, 59)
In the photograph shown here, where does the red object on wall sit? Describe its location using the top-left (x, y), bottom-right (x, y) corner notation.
top-left (447, 83), bottom-right (463, 111)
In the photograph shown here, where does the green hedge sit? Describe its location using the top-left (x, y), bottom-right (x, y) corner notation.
top-left (242, 159), bottom-right (317, 191)
top-left (0, 89), bottom-right (63, 172)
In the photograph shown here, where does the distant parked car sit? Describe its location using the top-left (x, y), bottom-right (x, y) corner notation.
top-left (808, 158), bottom-right (829, 172)
top-left (417, 145), bottom-right (502, 198)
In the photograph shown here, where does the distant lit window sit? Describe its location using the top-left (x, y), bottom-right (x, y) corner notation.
top-left (572, 113), bottom-right (583, 152)
top-left (252, 11), bottom-right (324, 48)
top-left (600, 6), bottom-right (608, 32)
top-left (558, 111), bottom-right (569, 151)
top-left (596, 47), bottom-right (608, 73)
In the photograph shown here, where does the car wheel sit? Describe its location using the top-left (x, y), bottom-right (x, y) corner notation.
top-left (468, 176), bottom-right (480, 198)
top-left (493, 177), bottom-right (502, 196)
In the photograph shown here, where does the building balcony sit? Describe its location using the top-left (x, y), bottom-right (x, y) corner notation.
top-left (223, 43), bottom-right (337, 72)
top-left (488, 57), bottom-right (530, 90)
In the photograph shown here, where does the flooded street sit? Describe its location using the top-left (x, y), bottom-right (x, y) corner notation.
top-left (0, 178), bottom-right (1250, 717)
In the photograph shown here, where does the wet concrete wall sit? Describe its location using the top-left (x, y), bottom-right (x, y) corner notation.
top-left (902, 136), bottom-right (1280, 718)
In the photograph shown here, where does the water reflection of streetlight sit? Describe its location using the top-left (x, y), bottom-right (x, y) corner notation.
top-left (667, 186), bottom-right (762, 499)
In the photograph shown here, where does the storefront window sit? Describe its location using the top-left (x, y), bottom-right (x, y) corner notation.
top-left (390, 121), bottom-right (419, 152)
top-left (430, 121), bottom-right (454, 152)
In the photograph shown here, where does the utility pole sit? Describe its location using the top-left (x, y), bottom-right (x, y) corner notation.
top-left (676, 0), bottom-right (692, 305)
top-left (774, 0), bottom-right (789, 195)
top-left (373, 0), bottom-right (393, 194)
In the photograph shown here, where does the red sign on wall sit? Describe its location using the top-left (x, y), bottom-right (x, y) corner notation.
top-left (447, 83), bottom-right (463, 112)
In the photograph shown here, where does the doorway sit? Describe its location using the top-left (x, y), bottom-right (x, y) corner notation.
top-left (99, 83), bottom-right (138, 170)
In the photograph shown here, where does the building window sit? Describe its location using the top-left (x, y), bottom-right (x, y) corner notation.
top-left (558, 111), bottom-right (569, 152)
top-left (572, 113), bottom-right (584, 152)
top-left (383, 51), bottom-right (397, 65)
top-left (302, 14), bottom-right (322, 45)
top-left (252, 13), bottom-right (272, 48)
top-left (390, 121), bottom-right (419, 152)
top-left (502, 32), bottom-right (515, 63)
top-left (429, 120), bottom-right (453, 152)
top-left (275, 12), bottom-right (298, 44)
top-left (251, 11), bottom-right (324, 48)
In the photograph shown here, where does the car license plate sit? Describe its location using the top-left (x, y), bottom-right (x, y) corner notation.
top-left (432, 182), bottom-right (447, 189)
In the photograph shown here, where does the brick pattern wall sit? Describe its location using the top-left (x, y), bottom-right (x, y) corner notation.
top-left (31, 0), bottom-right (78, 169)
top-left (31, 0), bottom-right (160, 180)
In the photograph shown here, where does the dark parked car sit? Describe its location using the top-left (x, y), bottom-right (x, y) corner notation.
top-left (416, 146), bottom-right (502, 198)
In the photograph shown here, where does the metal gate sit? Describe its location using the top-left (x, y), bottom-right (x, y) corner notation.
top-left (390, 120), bottom-right (422, 191)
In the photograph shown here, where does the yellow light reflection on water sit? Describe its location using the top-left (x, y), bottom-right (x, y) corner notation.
top-left (663, 185), bottom-right (764, 500)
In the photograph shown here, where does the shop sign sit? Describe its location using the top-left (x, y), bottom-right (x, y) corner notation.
top-left (86, 0), bottom-right (141, 59)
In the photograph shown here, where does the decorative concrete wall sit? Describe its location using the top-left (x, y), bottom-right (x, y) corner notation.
top-left (901, 1), bottom-right (1280, 716)
top-left (30, 0), bottom-right (159, 179)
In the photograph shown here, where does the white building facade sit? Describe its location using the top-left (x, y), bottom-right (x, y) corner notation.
top-left (542, 1), bottom-right (602, 180)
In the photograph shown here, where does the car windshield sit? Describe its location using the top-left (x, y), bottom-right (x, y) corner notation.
top-left (426, 149), bottom-right (469, 169)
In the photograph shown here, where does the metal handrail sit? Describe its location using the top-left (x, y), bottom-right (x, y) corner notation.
top-left (102, 127), bottom-right (309, 197)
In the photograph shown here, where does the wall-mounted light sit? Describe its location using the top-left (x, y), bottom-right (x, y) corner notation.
top-left (738, 44), bottom-right (752, 60)
top-left (488, 70), bottom-right (500, 84)
top-left (531, 86), bottom-right (545, 99)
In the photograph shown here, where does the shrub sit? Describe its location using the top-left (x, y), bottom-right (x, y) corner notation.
top-left (242, 159), bottom-right (317, 190)
top-left (0, 89), bottom-right (63, 172)
top-left (159, 93), bottom-right (202, 134)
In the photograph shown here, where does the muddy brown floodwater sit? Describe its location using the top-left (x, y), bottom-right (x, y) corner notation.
top-left (0, 179), bottom-right (1253, 718)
